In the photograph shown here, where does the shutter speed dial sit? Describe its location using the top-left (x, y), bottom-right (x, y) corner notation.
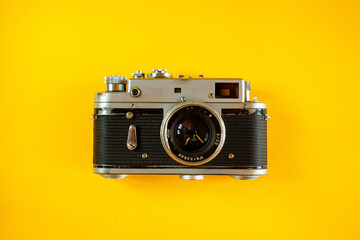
top-left (147, 69), bottom-right (172, 78)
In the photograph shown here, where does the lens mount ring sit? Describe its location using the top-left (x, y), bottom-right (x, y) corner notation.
top-left (160, 101), bottom-right (226, 166)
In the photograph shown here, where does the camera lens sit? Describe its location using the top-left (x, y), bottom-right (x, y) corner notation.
top-left (162, 104), bottom-right (225, 166)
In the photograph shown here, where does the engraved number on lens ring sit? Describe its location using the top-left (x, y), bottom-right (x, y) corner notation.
top-left (130, 88), bottom-right (141, 97)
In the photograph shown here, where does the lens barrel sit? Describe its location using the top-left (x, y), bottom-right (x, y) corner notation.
top-left (160, 102), bottom-right (226, 166)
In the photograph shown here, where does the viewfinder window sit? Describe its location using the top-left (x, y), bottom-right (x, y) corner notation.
top-left (215, 83), bottom-right (239, 98)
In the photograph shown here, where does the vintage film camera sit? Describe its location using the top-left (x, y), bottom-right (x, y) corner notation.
top-left (92, 69), bottom-right (269, 180)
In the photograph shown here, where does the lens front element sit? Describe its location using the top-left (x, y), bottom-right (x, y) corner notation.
top-left (161, 102), bottom-right (225, 166)
top-left (174, 114), bottom-right (210, 152)
top-left (170, 110), bottom-right (213, 153)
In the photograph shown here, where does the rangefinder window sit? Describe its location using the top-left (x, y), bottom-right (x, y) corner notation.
top-left (215, 83), bottom-right (239, 98)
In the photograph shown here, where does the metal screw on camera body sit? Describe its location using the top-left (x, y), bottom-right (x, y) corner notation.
top-left (228, 153), bottom-right (234, 159)
top-left (208, 93), bottom-right (215, 99)
top-left (180, 96), bottom-right (187, 102)
top-left (126, 112), bottom-right (133, 119)
top-left (142, 153), bottom-right (148, 159)
top-left (128, 142), bottom-right (136, 150)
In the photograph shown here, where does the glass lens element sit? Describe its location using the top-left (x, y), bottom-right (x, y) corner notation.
top-left (174, 113), bottom-right (211, 152)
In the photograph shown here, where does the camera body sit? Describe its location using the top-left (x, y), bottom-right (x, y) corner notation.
top-left (93, 69), bottom-right (269, 180)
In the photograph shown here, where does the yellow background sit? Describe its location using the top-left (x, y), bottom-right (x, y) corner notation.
top-left (1, 0), bottom-right (359, 239)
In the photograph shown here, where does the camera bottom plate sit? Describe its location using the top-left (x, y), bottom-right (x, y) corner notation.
top-left (93, 167), bottom-right (267, 180)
